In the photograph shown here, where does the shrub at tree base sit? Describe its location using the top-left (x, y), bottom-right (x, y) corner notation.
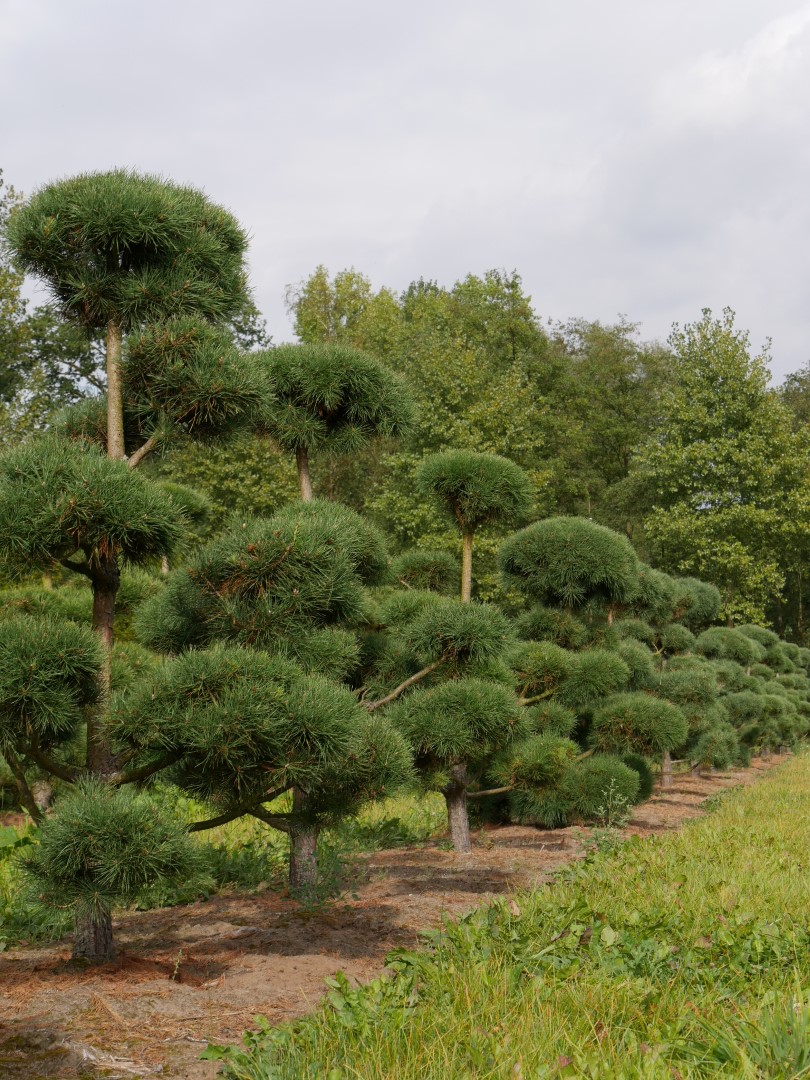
top-left (22, 779), bottom-right (199, 964)
top-left (509, 754), bottom-right (640, 827)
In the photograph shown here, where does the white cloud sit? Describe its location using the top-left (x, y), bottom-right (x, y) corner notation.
top-left (2, 0), bottom-right (810, 377)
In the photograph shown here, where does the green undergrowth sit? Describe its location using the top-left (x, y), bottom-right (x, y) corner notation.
top-left (207, 753), bottom-right (810, 1079)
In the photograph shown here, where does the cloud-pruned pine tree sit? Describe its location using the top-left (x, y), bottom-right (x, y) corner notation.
top-left (256, 342), bottom-right (414, 501)
top-left (7, 169), bottom-right (250, 461)
top-left (417, 450), bottom-right (533, 601)
top-left (0, 437), bottom-right (181, 724)
top-left (111, 646), bottom-right (412, 889)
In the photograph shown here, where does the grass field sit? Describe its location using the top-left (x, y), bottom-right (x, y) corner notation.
top-left (208, 754), bottom-right (810, 1079)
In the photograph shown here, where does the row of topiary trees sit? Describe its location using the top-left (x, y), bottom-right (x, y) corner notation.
top-left (1, 170), bottom-right (808, 966)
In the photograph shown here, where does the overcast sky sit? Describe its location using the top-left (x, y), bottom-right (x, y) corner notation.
top-left (2, 0), bottom-right (810, 379)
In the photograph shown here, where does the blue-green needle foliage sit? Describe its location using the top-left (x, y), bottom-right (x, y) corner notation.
top-left (21, 779), bottom-right (201, 922)
top-left (489, 733), bottom-right (580, 791)
top-left (523, 702), bottom-right (578, 738)
top-left (0, 614), bottom-right (102, 749)
top-left (58, 319), bottom-right (266, 453)
top-left (417, 450), bottom-right (533, 534)
top-left (615, 640), bottom-right (655, 690)
top-left (391, 549), bottom-right (461, 594)
top-left (592, 692), bottom-right (688, 757)
top-left (124, 317), bottom-right (266, 439)
top-left (7, 170), bottom-right (249, 331)
top-left (404, 597), bottom-right (511, 668)
top-left (0, 435), bottom-right (182, 571)
top-left (673, 577), bottom-right (722, 631)
top-left (696, 627), bottom-right (762, 667)
top-left (136, 501), bottom-right (383, 676)
top-left (737, 624), bottom-right (780, 648)
top-left (658, 622), bottom-right (696, 654)
top-left (652, 663), bottom-right (718, 713)
top-left (499, 517), bottom-right (639, 609)
top-left (112, 645), bottom-right (412, 821)
top-left (509, 753), bottom-right (641, 827)
top-left (614, 618), bottom-right (656, 646)
top-left (507, 641), bottom-right (573, 698)
top-left (513, 604), bottom-right (590, 649)
top-left (257, 342), bottom-right (414, 455)
top-left (390, 678), bottom-right (521, 770)
top-left (632, 564), bottom-right (678, 622)
top-left (555, 649), bottom-right (630, 709)
top-left (270, 499), bottom-right (391, 586)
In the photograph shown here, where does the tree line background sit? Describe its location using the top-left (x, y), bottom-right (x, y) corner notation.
top-left (3, 169), bottom-right (810, 635)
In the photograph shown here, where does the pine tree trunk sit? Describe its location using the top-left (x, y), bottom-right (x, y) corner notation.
top-left (73, 909), bottom-right (115, 964)
top-left (296, 447), bottom-right (313, 503)
top-left (106, 319), bottom-right (126, 461)
top-left (289, 788), bottom-right (318, 893)
top-left (461, 530), bottom-right (474, 603)
top-left (89, 556), bottom-right (120, 775)
top-left (443, 762), bottom-right (472, 853)
top-left (661, 750), bottom-right (673, 789)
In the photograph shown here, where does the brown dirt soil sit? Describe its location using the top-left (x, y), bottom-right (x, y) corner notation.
top-left (0, 757), bottom-right (784, 1079)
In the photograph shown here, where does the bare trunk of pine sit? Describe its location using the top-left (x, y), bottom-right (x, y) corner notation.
top-left (461, 530), bottom-right (473, 603)
top-left (444, 762), bottom-right (472, 853)
top-left (73, 909), bottom-right (115, 965)
top-left (661, 750), bottom-right (673, 789)
top-left (89, 556), bottom-right (120, 775)
top-left (106, 320), bottom-right (126, 461)
top-left (296, 447), bottom-right (313, 503)
top-left (289, 788), bottom-right (318, 892)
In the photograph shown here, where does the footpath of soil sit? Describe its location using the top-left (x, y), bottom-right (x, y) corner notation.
top-left (0, 758), bottom-right (784, 1079)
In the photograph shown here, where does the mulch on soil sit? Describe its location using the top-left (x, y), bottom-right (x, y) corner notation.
top-left (0, 758), bottom-right (783, 1079)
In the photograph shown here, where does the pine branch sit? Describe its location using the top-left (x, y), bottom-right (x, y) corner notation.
top-left (21, 742), bottom-right (83, 783)
top-left (4, 745), bottom-right (44, 823)
top-left (127, 434), bottom-right (159, 471)
top-left (364, 658), bottom-right (445, 712)
top-left (188, 787), bottom-right (289, 833)
top-left (466, 785), bottom-right (513, 799)
top-left (58, 557), bottom-right (94, 579)
top-left (114, 751), bottom-right (183, 786)
top-left (188, 808), bottom-right (245, 833)
top-left (249, 807), bottom-right (292, 833)
top-left (517, 688), bottom-right (555, 706)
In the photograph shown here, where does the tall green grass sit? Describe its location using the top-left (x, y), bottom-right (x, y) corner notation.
top-left (208, 754), bottom-right (810, 1079)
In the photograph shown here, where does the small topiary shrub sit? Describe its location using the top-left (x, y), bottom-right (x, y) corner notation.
top-left (559, 755), bottom-right (640, 822)
top-left (690, 723), bottom-right (741, 770)
top-left (621, 753), bottom-right (655, 801)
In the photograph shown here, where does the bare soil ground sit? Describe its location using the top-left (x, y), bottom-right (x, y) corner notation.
top-left (0, 758), bottom-right (783, 1079)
